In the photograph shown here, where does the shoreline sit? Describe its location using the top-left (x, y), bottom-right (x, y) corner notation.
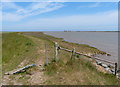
top-left (44, 31), bottom-right (118, 63)
top-left (1, 31), bottom-right (120, 33)
top-left (43, 32), bottom-right (110, 56)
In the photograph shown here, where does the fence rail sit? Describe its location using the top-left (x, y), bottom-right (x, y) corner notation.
top-left (53, 42), bottom-right (118, 76)
top-left (60, 47), bottom-right (115, 65)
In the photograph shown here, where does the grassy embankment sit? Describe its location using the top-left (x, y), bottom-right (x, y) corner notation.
top-left (2, 32), bottom-right (37, 73)
top-left (0, 32), bottom-right (2, 85)
top-left (23, 32), bottom-right (118, 85)
top-left (2, 32), bottom-right (118, 85)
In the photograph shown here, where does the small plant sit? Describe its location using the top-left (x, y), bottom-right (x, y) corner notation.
top-left (25, 42), bottom-right (32, 46)
top-left (76, 54), bottom-right (80, 58)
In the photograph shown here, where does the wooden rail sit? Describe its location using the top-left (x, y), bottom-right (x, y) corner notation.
top-left (60, 47), bottom-right (115, 65)
top-left (54, 42), bottom-right (118, 75)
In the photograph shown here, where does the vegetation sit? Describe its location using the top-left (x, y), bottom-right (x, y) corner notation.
top-left (44, 58), bottom-right (117, 85)
top-left (0, 32), bottom-right (2, 85)
top-left (2, 32), bottom-right (118, 85)
top-left (2, 33), bottom-right (36, 73)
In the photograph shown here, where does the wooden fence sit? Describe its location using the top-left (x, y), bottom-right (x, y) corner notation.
top-left (5, 42), bottom-right (118, 77)
top-left (50, 42), bottom-right (118, 76)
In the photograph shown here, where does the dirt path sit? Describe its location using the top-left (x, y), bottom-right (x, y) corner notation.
top-left (25, 35), bottom-right (46, 85)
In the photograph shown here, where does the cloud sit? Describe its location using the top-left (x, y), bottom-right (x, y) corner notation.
top-left (3, 10), bottom-right (118, 31)
top-left (0, 3), bottom-right (2, 23)
top-left (78, 2), bottom-right (101, 8)
top-left (2, 2), bottom-right (64, 21)
top-left (17, 2), bottom-right (64, 17)
top-left (88, 2), bottom-right (100, 7)
top-left (2, 2), bottom-right (21, 10)
top-left (3, 13), bottom-right (24, 21)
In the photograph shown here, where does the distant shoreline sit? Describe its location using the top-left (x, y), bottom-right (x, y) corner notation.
top-left (1, 31), bottom-right (120, 32)
top-left (63, 31), bottom-right (119, 32)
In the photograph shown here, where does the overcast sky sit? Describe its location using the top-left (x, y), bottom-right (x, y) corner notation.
top-left (1, 2), bottom-right (118, 31)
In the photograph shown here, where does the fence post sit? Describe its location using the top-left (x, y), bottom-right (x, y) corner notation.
top-left (71, 48), bottom-right (75, 60)
top-left (115, 63), bottom-right (117, 75)
top-left (54, 42), bottom-right (59, 61)
top-left (45, 43), bottom-right (48, 65)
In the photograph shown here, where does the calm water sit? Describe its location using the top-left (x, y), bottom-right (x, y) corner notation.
top-left (45, 31), bottom-right (118, 63)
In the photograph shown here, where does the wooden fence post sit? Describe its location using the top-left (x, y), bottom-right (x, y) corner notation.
top-left (71, 48), bottom-right (75, 60)
top-left (115, 63), bottom-right (117, 75)
top-left (54, 42), bottom-right (59, 61)
top-left (45, 43), bottom-right (48, 65)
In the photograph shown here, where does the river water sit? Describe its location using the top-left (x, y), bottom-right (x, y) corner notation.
top-left (44, 31), bottom-right (118, 64)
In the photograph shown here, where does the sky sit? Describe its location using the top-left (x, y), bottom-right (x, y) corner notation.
top-left (0, 2), bottom-right (118, 31)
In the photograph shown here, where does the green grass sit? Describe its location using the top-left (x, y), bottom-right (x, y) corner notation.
top-left (0, 33), bottom-right (2, 85)
top-left (2, 32), bottom-right (36, 73)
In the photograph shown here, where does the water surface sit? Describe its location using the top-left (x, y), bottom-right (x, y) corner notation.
top-left (45, 31), bottom-right (118, 63)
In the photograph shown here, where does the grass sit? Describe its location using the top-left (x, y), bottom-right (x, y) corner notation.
top-left (2, 32), bottom-right (36, 73)
top-left (0, 33), bottom-right (2, 85)
top-left (44, 58), bottom-right (118, 85)
top-left (2, 32), bottom-right (118, 85)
